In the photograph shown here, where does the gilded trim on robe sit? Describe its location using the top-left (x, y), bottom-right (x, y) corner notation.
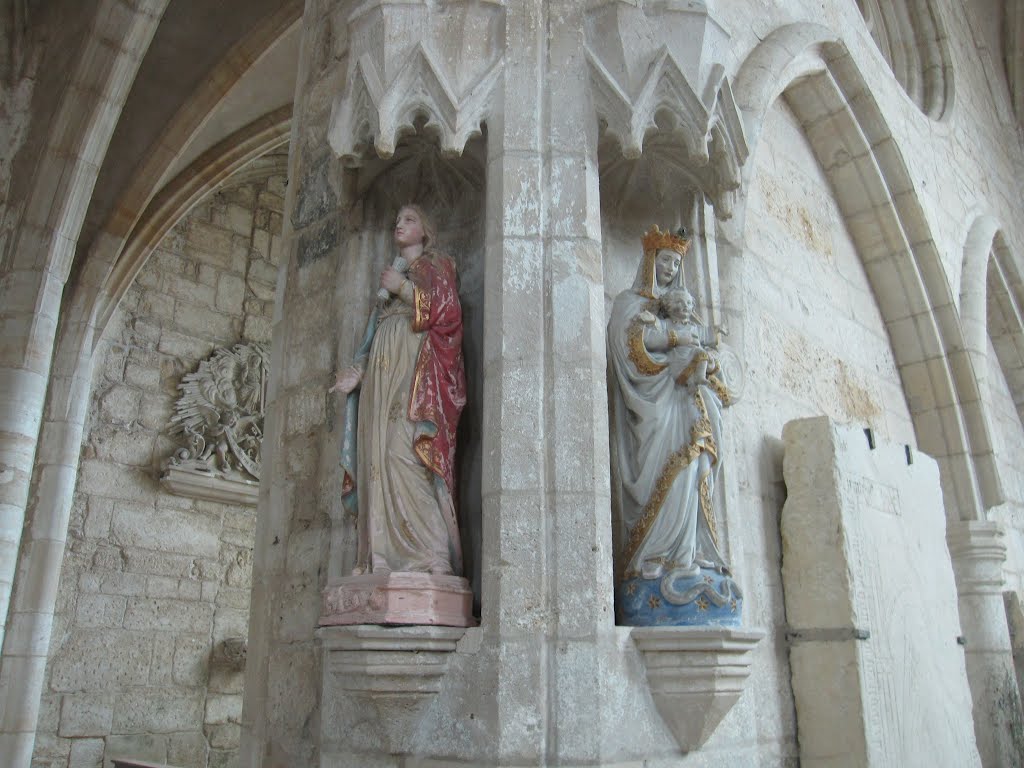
top-left (638, 249), bottom-right (658, 299)
top-left (622, 389), bottom-right (717, 568)
top-left (628, 317), bottom-right (667, 376)
top-left (412, 284), bottom-right (431, 332)
top-left (675, 349), bottom-right (712, 386)
top-left (699, 470), bottom-right (718, 549)
top-left (707, 373), bottom-right (732, 406)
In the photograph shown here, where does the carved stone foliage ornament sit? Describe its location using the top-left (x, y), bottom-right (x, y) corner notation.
top-left (162, 343), bottom-right (268, 505)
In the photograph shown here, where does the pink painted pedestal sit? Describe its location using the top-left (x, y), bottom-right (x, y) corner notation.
top-left (320, 571), bottom-right (475, 627)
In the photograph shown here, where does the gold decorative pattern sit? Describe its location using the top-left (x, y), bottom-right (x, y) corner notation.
top-left (388, 401), bottom-right (403, 423)
top-left (696, 596), bottom-right (709, 611)
top-left (699, 470), bottom-right (719, 549)
top-left (638, 251), bottom-right (658, 298)
top-left (400, 519), bottom-right (416, 543)
top-left (708, 373), bottom-right (732, 406)
top-left (412, 284), bottom-right (431, 332)
top-left (648, 594), bottom-right (661, 609)
top-left (675, 350), bottom-right (711, 386)
top-left (627, 316), bottom-right (667, 376)
top-left (622, 390), bottom-right (717, 568)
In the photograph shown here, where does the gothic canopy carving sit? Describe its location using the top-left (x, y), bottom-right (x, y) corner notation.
top-left (585, 2), bottom-right (749, 219)
top-left (328, 1), bottom-right (505, 164)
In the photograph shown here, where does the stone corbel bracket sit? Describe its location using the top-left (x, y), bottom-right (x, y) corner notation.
top-left (328, 42), bottom-right (502, 164)
top-left (632, 626), bottom-right (764, 752)
top-left (319, 624), bottom-right (467, 754)
top-left (586, 46), bottom-right (749, 217)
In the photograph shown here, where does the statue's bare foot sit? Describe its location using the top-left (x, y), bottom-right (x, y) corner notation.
top-left (350, 565), bottom-right (365, 576)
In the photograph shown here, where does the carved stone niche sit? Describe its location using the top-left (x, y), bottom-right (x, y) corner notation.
top-left (318, 625), bottom-right (467, 755)
top-left (327, 0), bottom-right (504, 164)
top-left (161, 343), bottom-right (268, 507)
top-left (632, 626), bottom-right (764, 752)
top-left (586, 0), bottom-right (748, 221)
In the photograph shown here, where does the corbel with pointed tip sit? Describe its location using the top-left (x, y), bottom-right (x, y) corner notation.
top-left (329, 42), bottom-right (501, 165)
top-left (319, 625), bottom-right (467, 755)
top-left (632, 626), bottom-right (764, 752)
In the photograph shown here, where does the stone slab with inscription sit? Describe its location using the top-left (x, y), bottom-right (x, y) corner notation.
top-left (781, 417), bottom-right (981, 767)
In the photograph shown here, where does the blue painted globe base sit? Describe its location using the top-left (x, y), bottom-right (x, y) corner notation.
top-left (617, 567), bottom-right (743, 627)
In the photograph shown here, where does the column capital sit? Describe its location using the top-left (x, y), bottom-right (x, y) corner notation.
top-left (947, 520), bottom-right (1007, 593)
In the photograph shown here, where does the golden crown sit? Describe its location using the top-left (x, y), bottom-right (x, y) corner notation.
top-left (641, 225), bottom-right (690, 256)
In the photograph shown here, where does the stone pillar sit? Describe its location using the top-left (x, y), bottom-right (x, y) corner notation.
top-left (0, 266), bottom-right (63, 651)
top-left (0, 2), bottom-right (167, 763)
top-left (479, 1), bottom-right (616, 762)
top-left (948, 520), bottom-right (1024, 768)
top-left (0, 267), bottom-right (62, 768)
top-left (251, 1), bottom-right (757, 764)
top-left (479, 2), bottom-right (550, 761)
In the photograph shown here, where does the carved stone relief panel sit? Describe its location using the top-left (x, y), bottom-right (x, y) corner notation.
top-left (162, 342), bottom-right (268, 505)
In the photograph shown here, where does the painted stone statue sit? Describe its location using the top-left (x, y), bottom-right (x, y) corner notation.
top-left (608, 226), bottom-right (742, 626)
top-left (322, 205), bottom-right (472, 627)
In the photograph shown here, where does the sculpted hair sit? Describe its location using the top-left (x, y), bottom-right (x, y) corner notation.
top-left (399, 204), bottom-right (438, 251)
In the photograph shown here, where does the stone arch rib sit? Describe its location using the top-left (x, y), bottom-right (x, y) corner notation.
top-left (737, 24), bottom-right (1000, 523)
top-left (856, 0), bottom-right (953, 119)
top-left (963, 217), bottom-right (1024, 423)
top-left (94, 107), bottom-right (291, 341)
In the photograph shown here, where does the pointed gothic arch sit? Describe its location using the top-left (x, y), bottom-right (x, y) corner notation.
top-left (856, 0), bottom-right (954, 119)
top-left (962, 216), bottom-right (1024, 421)
top-left (736, 23), bottom-right (1000, 524)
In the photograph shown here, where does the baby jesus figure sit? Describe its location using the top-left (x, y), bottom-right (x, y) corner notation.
top-left (658, 288), bottom-right (715, 389)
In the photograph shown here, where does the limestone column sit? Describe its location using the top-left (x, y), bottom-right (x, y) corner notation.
top-left (477, 1), bottom-right (550, 760)
top-left (948, 520), bottom-right (1024, 768)
top-left (0, 3), bottom-right (167, 764)
top-left (480, 0), bottom-right (616, 760)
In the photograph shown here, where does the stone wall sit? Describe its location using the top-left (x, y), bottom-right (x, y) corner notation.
top-left (721, 98), bottom-right (918, 758)
top-left (31, 170), bottom-right (284, 768)
top-left (5, 0), bottom-right (1021, 765)
top-left (781, 417), bottom-right (979, 766)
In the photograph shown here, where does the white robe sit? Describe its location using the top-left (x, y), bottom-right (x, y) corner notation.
top-left (608, 287), bottom-right (729, 579)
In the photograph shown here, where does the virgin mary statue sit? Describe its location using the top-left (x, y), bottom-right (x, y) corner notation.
top-left (608, 225), bottom-right (741, 626)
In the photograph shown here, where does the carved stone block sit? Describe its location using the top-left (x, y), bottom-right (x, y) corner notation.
top-left (319, 624), bottom-right (467, 754)
top-left (632, 626), bottom-right (763, 752)
top-left (781, 417), bottom-right (981, 767)
top-left (320, 572), bottom-right (474, 628)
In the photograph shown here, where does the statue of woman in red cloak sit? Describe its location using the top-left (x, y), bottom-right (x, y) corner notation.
top-left (331, 204), bottom-right (467, 577)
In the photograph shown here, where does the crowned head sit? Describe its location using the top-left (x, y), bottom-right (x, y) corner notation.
top-left (637, 225), bottom-right (690, 296)
top-left (641, 225), bottom-right (690, 259)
